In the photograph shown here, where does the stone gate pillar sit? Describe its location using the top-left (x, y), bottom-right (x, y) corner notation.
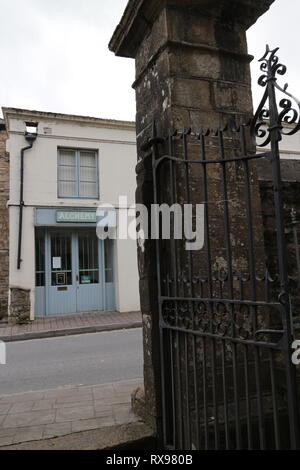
top-left (109, 0), bottom-right (275, 438)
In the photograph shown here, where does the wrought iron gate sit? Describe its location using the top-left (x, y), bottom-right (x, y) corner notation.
top-left (149, 46), bottom-right (300, 450)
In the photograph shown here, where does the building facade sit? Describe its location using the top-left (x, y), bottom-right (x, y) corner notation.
top-left (2, 108), bottom-right (140, 321)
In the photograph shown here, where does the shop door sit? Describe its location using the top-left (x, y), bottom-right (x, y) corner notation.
top-left (47, 230), bottom-right (104, 315)
top-left (76, 230), bottom-right (104, 312)
top-left (48, 231), bottom-right (77, 315)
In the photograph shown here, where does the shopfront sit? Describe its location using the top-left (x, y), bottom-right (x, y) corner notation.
top-left (4, 107), bottom-right (140, 321)
top-left (35, 209), bottom-right (115, 316)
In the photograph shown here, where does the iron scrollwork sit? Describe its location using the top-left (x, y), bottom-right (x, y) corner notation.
top-left (252, 45), bottom-right (300, 147)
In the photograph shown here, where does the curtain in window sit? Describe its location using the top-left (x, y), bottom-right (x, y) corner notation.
top-left (79, 151), bottom-right (97, 198)
top-left (58, 150), bottom-right (77, 197)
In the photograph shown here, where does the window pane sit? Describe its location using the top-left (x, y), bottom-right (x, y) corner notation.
top-left (35, 231), bottom-right (45, 287)
top-left (59, 166), bottom-right (76, 182)
top-left (50, 233), bottom-right (72, 286)
top-left (78, 232), bottom-right (99, 284)
top-left (36, 273), bottom-right (45, 287)
top-left (79, 271), bottom-right (99, 284)
top-left (79, 182), bottom-right (97, 198)
top-left (80, 152), bottom-right (96, 167)
top-left (60, 150), bottom-right (76, 166)
top-left (58, 181), bottom-right (77, 197)
top-left (58, 150), bottom-right (77, 197)
top-left (80, 167), bottom-right (97, 183)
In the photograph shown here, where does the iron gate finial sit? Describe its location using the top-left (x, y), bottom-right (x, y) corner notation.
top-left (252, 44), bottom-right (300, 147)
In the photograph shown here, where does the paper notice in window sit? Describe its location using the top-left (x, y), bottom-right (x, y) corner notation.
top-left (53, 257), bottom-right (62, 269)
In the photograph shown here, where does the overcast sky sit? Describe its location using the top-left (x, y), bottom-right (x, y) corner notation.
top-left (0, 0), bottom-right (298, 121)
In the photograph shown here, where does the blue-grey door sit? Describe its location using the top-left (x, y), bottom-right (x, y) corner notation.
top-left (47, 231), bottom-right (77, 315)
top-left (76, 230), bottom-right (104, 312)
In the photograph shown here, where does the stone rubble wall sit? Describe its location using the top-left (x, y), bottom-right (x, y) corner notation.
top-left (9, 288), bottom-right (31, 324)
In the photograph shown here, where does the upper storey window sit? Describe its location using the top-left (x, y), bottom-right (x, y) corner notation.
top-left (58, 149), bottom-right (99, 199)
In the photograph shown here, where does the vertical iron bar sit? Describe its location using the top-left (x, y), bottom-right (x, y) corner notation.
top-left (151, 122), bottom-right (169, 448)
top-left (184, 332), bottom-right (191, 449)
top-left (210, 337), bottom-right (219, 449)
top-left (243, 345), bottom-right (253, 449)
top-left (269, 349), bottom-right (281, 449)
top-left (221, 340), bottom-right (230, 449)
top-left (169, 131), bottom-right (184, 449)
top-left (166, 274), bottom-right (176, 448)
top-left (219, 129), bottom-right (241, 448)
top-left (291, 214), bottom-right (300, 290)
top-left (182, 133), bottom-right (191, 451)
top-left (202, 336), bottom-right (209, 449)
top-left (240, 125), bottom-right (257, 307)
top-left (240, 124), bottom-right (265, 448)
top-left (183, 131), bottom-right (199, 449)
top-left (254, 347), bottom-right (265, 449)
top-left (199, 132), bottom-right (220, 449)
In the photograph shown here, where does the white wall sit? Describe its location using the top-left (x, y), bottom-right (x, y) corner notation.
top-left (7, 118), bottom-right (137, 207)
top-left (115, 238), bottom-right (140, 312)
top-left (9, 206), bottom-right (36, 319)
top-left (6, 110), bottom-right (141, 316)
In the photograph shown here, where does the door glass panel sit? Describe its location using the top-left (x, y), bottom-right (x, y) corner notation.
top-left (78, 231), bottom-right (99, 284)
top-left (104, 239), bottom-right (114, 283)
top-left (51, 232), bottom-right (72, 286)
top-left (35, 230), bottom-right (45, 287)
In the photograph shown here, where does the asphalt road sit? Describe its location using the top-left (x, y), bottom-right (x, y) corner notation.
top-left (0, 329), bottom-right (143, 395)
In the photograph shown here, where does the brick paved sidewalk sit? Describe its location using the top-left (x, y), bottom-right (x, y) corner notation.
top-left (0, 311), bottom-right (142, 342)
top-left (0, 378), bottom-right (143, 447)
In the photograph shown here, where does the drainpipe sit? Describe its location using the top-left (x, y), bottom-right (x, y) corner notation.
top-left (17, 122), bottom-right (38, 270)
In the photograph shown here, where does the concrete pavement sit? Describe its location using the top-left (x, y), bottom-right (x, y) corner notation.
top-left (0, 378), bottom-right (143, 447)
top-left (0, 311), bottom-right (142, 342)
top-left (0, 422), bottom-right (156, 450)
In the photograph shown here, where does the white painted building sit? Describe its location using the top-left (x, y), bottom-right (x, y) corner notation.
top-left (259, 122), bottom-right (300, 159)
top-left (2, 108), bottom-right (140, 320)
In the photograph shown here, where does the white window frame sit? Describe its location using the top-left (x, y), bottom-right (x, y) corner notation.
top-left (57, 148), bottom-right (99, 199)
